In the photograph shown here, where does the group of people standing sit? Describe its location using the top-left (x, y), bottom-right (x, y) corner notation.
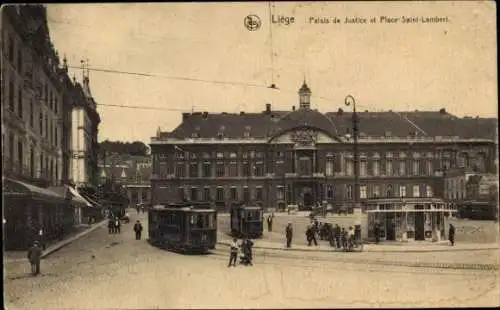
top-left (228, 237), bottom-right (254, 267)
top-left (108, 214), bottom-right (122, 234)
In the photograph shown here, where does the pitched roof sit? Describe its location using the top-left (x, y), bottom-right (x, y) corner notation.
top-left (162, 109), bottom-right (497, 140)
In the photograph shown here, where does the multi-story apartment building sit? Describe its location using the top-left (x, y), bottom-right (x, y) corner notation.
top-left (2, 5), bottom-right (102, 249)
top-left (98, 153), bottom-right (152, 206)
top-left (2, 5), bottom-right (64, 187)
top-left (71, 69), bottom-right (100, 187)
top-left (150, 82), bottom-right (497, 212)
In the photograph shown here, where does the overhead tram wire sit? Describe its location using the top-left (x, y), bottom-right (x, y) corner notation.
top-left (66, 66), bottom-right (269, 89)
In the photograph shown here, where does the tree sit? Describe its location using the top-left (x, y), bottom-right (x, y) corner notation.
top-left (99, 140), bottom-right (149, 156)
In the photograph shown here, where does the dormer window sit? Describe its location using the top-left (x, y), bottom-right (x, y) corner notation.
top-left (230, 152), bottom-right (237, 158)
top-left (216, 152), bottom-right (224, 159)
top-left (217, 132), bottom-right (224, 139)
top-left (244, 131), bottom-right (250, 138)
top-left (220, 125), bottom-right (226, 131)
top-left (191, 132), bottom-right (199, 138)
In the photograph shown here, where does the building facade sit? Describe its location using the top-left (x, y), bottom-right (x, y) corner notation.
top-left (150, 82), bottom-right (497, 213)
top-left (98, 153), bottom-right (152, 206)
top-left (70, 71), bottom-right (100, 187)
top-left (2, 5), bottom-right (102, 249)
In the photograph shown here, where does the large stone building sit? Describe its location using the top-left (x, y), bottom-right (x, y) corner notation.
top-left (2, 5), bottom-right (101, 249)
top-left (149, 81), bottom-right (497, 213)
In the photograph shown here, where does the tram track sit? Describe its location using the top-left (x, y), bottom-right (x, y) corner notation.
top-left (208, 248), bottom-right (499, 271)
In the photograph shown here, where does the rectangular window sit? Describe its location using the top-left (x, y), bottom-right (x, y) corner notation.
top-left (242, 162), bottom-right (250, 177)
top-left (399, 161), bottom-right (405, 176)
top-left (17, 89), bottom-right (23, 119)
top-left (399, 185), bottom-right (406, 197)
top-left (255, 164), bottom-right (264, 176)
top-left (326, 185), bottom-right (334, 199)
top-left (55, 127), bottom-right (58, 146)
top-left (203, 162), bottom-right (211, 177)
top-left (346, 185), bottom-right (353, 199)
top-left (216, 162), bottom-right (225, 177)
top-left (190, 187), bottom-right (198, 201)
top-left (189, 163), bottom-right (198, 178)
top-left (9, 81), bottom-right (15, 112)
top-left (203, 187), bottom-right (211, 201)
top-left (175, 164), bottom-right (185, 177)
top-left (360, 185), bottom-right (367, 199)
top-left (276, 186), bottom-right (284, 200)
top-left (216, 187), bottom-right (224, 201)
top-left (386, 160), bottom-right (393, 176)
top-left (229, 162), bottom-right (238, 177)
top-left (17, 48), bottom-right (22, 73)
top-left (373, 185), bottom-right (380, 198)
top-left (426, 185), bottom-right (433, 197)
top-left (360, 161), bottom-right (367, 176)
top-left (413, 161), bottom-right (419, 176)
top-left (54, 98), bottom-right (58, 114)
top-left (177, 187), bottom-right (185, 201)
top-left (230, 187), bottom-right (238, 200)
top-left (243, 187), bottom-right (250, 202)
top-left (325, 158), bottom-right (334, 176)
top-left (413, 185), bottom-right (420, 197)
top-left (256, 187), bottom-right (263, 201)
top-left (373, 160), bottom-right (380, 176)
top-left (427, 161), bottom-right (433, 175)
top-left (346, 161), bottom-right (353, 176)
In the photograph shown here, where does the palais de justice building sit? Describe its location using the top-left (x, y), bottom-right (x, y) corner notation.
top-left (149, 82), bottom-right (497, 212)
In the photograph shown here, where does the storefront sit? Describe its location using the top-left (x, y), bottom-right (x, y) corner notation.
top-left (364, 198), bottom-right (457, 242)
top-left (3, 177), bottom-right (68, 250)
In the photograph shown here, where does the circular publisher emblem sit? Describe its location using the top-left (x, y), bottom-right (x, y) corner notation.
top-left (244, 14), bottom-right (261, 31)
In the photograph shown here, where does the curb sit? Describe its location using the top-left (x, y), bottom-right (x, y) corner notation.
top-left (215, 241), bottom-right (498, 254)
top-left (4, 220), bottom-right (108, 263)
top-left (40, 220), bottom-right (108, 259)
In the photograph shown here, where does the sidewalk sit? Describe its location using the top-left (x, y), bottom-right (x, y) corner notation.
top-left (3, 219), bottom-right (108, 263)
top-left (216, 231), bottom-right (499, 253)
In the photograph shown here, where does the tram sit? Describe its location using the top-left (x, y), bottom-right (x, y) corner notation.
top-left (148, 203), bottom-right (217, 253)
top-left (230, 203), bottom-right (264, 238)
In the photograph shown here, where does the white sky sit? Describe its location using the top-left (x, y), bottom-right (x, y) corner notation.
top-left (46, 2), bottom-right (497, 144)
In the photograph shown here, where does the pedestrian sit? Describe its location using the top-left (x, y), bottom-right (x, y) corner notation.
top-left (306, 222), bottom-right (318, 246)
top-left (136, 204), bottom-right (140, 214)
top-left (115, 217), bottom-right (121, 234)
top-left (134, 220), bottom-right (143, 240)
top-left (37, 226), bottom-right (46, 250)
top-left (245, 238), bottom-right (254, 265)
top-left (341, 227), bottom-right (347, 251)
top-left (267, 215), bottom-right (273, 232)
top-left (374, 223), bottom-right (381, 244)
top-left (27, 241), bottom-right (42, 276)
top-left (228, 237), bottom-right (239, 267)
top-left (334, 224), bottom-right (341, 249)
top-left (285, 222), bottom-right (293, 248)
top-left (448, 223), bottom-right (455, 246)
top-left (108, 217), bottom-right (114, 234)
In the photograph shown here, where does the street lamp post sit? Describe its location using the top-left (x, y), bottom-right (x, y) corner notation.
top-left (345, 95), bottom-right (361, 221)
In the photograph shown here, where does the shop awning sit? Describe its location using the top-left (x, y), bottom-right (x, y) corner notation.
top-left (48, 185), bottom-right (94, 208)
top-left (68, 186), bottom-right (94, 207)
top-left (2, 177), bottom-right (65, 203)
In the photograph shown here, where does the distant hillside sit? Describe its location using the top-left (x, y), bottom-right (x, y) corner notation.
top-left (99, 140), bottom-right (150, 157)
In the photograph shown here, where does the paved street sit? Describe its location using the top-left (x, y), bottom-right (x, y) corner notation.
top-left (4, 212), bottom-right (499, 309)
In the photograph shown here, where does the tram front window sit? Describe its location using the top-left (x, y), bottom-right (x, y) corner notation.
top-left (190, 213), bottom-right (216, 229)
top-left (245, 210), bottom-right (261, 221)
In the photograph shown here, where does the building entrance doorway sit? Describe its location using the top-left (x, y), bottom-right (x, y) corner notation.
top-left (303, 190), bottom-right (313, 207)
top-left (385, 212), bottom-right (396, 241)
top-left (415, 205), bottom-right (425, 240)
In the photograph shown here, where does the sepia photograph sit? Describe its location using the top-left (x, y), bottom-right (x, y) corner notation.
top-left (2, 1), bottom-right (498, 309)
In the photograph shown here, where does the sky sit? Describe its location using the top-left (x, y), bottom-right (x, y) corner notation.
top-left (46, 2), bottom-right (497, 145)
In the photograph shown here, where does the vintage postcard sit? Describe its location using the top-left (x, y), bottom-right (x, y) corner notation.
top-left (2, 1), bottom-right (498, 309)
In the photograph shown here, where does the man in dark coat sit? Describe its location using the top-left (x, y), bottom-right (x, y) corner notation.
top-left (334, 224), bottom-right (342, 249)
top-left (374, 223), bottom-right (381, 244)
top-left (115, 217), bottom-right (121, 234)
top-left (267, 215), bottom-right (273, 232)
top-left (27, 241), bottom-right (43, 276)
top-left (108, 217), bottom-right (115, 234)
top-left (448, 223), bottom-right (455, 246)
top-left (134, 220), bottom-right (143, 240)
top-left (285, 222), bottom-right (293, 248)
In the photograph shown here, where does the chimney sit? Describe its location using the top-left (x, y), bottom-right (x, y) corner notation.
top-left (182, 112), bottom-right (190, 120)
top-left (337, 108), bottom-right (344, 115)
top-left (202, 112), bottom-right (208, 119)
top-left (292, 106), bottom-right (296, 111)
top-left (439, 108), bottom-right (446, 114)
top-left (240, 111), bottom-right (245, 115)
top-left (265, 103), bottom-right (271, 114)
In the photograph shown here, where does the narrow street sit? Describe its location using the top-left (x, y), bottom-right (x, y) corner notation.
top-left (5, 212), bottom-right (498, 309)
